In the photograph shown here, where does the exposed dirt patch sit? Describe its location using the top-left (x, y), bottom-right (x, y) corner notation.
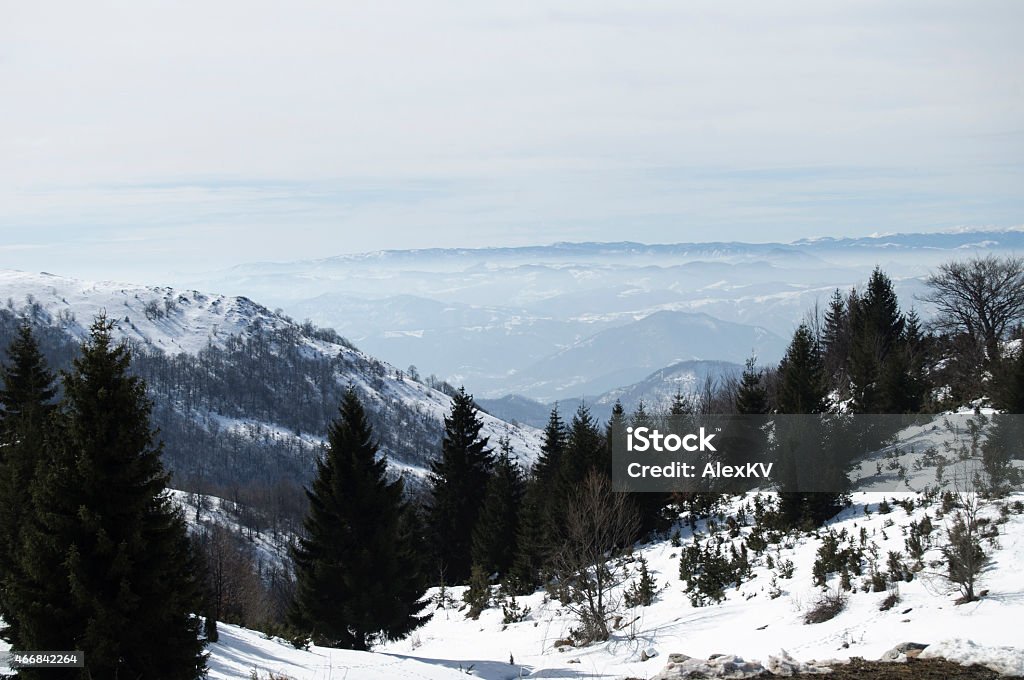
top-left (787, 656), bottom-right (1020, 679)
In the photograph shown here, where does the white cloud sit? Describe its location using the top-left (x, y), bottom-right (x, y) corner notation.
top-left (0, 0), bottom-right (1022, 279)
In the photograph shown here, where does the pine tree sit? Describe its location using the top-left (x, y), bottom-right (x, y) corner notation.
top-left (471, 435), bottom-right (526, 580)
top-left (670, 389), bottom-right (694, 416)
top-left (626, 401), bottom-right (669, 536)
top-left (849, 267), bottom-right (906, 413)
top-left (0, 325), bottom-right (57, 642)
top-left (562, 403), bottom-right (606, 482)
top-left (735, 355), bottom-right (769, 415)
top-left (777, 324), bottom-right (825, 415)
top-left (775, 323), bottom-right (841, 528)
top-left (532, 405), bottom-right (567, 491)
top-left (290, 387), bottom-right (429, 649)
top-left (721, 355), bottom-right (770, 494)
top-left (507, 482), bottom-right (546, 593)
top-left (821, 289), bottom-right (850, 393)
top-left (427, 387), bottom-right (493, 584)
top-left (509, 406), bottom-right (566, 591)
top-left (556, 403), bottom-right (606, 503)
top-left (10, 317), bottom-right (205, 679)
top-left (984, 347), bottom-right (1024, 494)
top-left (993, 346), bottom-right (1024, 413)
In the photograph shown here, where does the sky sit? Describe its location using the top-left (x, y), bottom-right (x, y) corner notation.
top-left (1, 1), bottom-right (1022, 283)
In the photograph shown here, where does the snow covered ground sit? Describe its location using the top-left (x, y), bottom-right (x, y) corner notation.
top-left (373, 490), bottom-right (1024, 678)
top-left (11, 488), bottom-right (1020, 677)
top-left (205, 623), bottom-right (474, 680)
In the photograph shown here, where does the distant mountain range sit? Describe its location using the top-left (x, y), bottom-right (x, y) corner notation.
top-left (478, 359), bottom-right (741, 428)
top-left (180, 229), bottom-right (1022, 402)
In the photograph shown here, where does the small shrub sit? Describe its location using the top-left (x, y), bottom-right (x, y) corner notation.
top-left (463, 565), bottom-right (491, 619)
top-left (624, 556), bottom-right (658, 608)
top-left (501, 595), bottom-right (531, 624)
top-left (879, 583), bottom-right (900, 611)
top-left (804, 589), bottom-right (847, 624)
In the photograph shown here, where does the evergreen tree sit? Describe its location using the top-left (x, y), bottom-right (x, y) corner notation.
top-left (471, 435), bottom-right (526, 580)
top-left (984, 347), bottom-right (1024, 494)
top-left (509, 406), bottom-right (566, 591)
top-left (556, 403), bottom-right (606, 498)
top-left (670, 389), bottom-right (694, 416)
top-left (777, 324), bottom-right (826, 415)
top-left (877, 310), bottom-right (929, 414)
top-left (290, 387), bottom-right (429, 649)
top-left (992, 344), bottom-right (1024, 414)
top-left (719, 356), bottom-right (770, 494)
top-left (507, 482), bottom-right (546, 593)
top-left (626, 400), bottom-right (669, 536)
top-left (821, 289), bottom-right (851, 394)
top-left (849, 267), bottom-right (905, 413)
top-left (532, 404), bottom-right (567, 491)
top-left (775, 323), bottom-right (841, 528)
top-left (735, 355), bottom-right (769, 415)
top-left (10, 317), bottom-right (205, 679)
top-left (427, 387), bottom-right (493, 584)
top-left (0, 325), bottom-right (57, 643)
top-left (540, 403), bottom-right (607, 552)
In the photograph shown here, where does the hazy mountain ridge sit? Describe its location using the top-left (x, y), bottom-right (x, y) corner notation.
top-left (479, 359), bottom-right (742, 427)
top-left (185, 229), bottom-right (1021, 400)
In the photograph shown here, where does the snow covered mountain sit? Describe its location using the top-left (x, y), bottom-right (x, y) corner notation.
top-left (0, 270), bottom-right (543, 494)
top-left (480, 359), bottom-right (742, 428)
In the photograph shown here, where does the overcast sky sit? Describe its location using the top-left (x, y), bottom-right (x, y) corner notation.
top-left (2, 1), bottom-right (1022, 282)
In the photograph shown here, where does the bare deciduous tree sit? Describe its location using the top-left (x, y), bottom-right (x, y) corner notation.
top-left (922, 255), bottom-right (1024, 364)
top-left (550, 470), bottom-right (638, 644)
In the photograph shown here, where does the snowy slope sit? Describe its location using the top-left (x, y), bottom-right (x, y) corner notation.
top-left (205, 623), bottom-right (479, 679)
top-left (0, 269), bottom-right (543, 471)
top-left (4, 415), bottom-right (1023, 677)
top-left (0, 623), bottom-right (476, 680)
top-left (376, 490), bottom-right (1024, 678)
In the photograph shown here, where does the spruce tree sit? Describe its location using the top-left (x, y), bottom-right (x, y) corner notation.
top-left (775, 323), bottom-right (841, 528)
top-left (0, 325), bottom-right (57, 643)
top-left (290, 387), bottom-right (429, 649)
top-left (984, 347), bottom-right (1024, 494)
top-left (427, 387), bottom-right (493, 584)
top-left (509, 406), bottom-right (566, 591)
top-left (555, 403), bottom-right (606, 503)
top-left (543, 403), bottom-right (606, 551)
top-left (735, 355), bottom-right (769, 415)
top-left (10, 317), bottom-right (205, 679)
top-left (723, 356), bottom-right (770, 493)
top-left (626, 401), bottom-right (668, 537)
top-left (821, 288), bottom-right (850, 392)
top-left (777, 324), bottom-right (826, 415)
top-left (849, 267), bottom-right (905, 413)
top-left (507, 482), bottom-right (546, 593)
top-left (471, 435), bottom-right (525, 580)
top-left (532, 405), bottom-right (567, 492)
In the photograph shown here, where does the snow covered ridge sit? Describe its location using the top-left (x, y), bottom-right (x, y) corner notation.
top-left (0, 269), bottom-right (286, 355)
top-left (0, 269), bottom-right (543, 471)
